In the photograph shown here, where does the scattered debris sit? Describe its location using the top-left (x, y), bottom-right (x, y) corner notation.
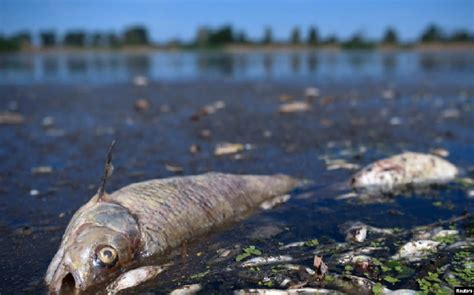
top-left (41, 116), bottom-right (55, 128)
top-left (241, 255), bottom-right (293, 267)
top-left (170, 283), bottom-right (202, 295)
top-left (313, 256), bottom-right (328, 279)
top-left (234, 288), bottom-right (344, 295)
top-left (382, 89), bottom-right (396, 100)
top-left (441, 108), bottom-right (460, 119)
top-left (0, 112), bottom-right (24, 125)
top-left (321, 157), bottom-right (360, 171)
top-left (191, 101), bottom-right (226, 120)
top-left (132, 75), bottom-right (148, 86)
top-left (304, 87), bottom-right (320, 99)
top-left (278, 94), bottom-right (293, 102)
top-left (165, 163), bottom-right (184, 173)
top-left (31, 166), bottom-right (53, 175)
top-left (350, 152), bottom-right (458, 193)
top-left (279, 102), bottom-right (311, 113)
top-left (189, 144), bottom-right (200, 155)
top-left (430, 148), bottom-right (449, 158)
top-left (134, 99), bottom-right (150, 112)
top-left (214, 143), bottom-right (247, 156)
top-left (343, 222), bottom-right (368, 243)
top-left (199, 129), bottom-right (212, 139)
top-left (392, 240), bottom-right (440, 261)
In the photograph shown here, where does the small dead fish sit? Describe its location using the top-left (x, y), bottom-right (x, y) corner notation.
top-left (214, 143), bottom-right (246, 156)
top-left (106, 265), bottom-right (168, 294)
top-left (234, 288), bottom-right (344, 295)
top-left (392, 240), bottom-right (440, 261)
top-left (169, 283), bottom-right (202, 295)
top-left (350, 152), bottom-right (458, 193)
top-left (278, 101), bottom-right (311, 113)
top-left (240, 255), bottom-right (293, 267)
top-left (45, 166), bottom-right (299, 294)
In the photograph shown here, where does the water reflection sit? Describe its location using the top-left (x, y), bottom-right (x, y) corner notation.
top-left (0, 50), bottom-right (473, 84)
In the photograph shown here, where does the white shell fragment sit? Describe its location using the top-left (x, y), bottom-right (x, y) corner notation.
top-left (350, 152), bottom-right (458, 193)
top-left (170, 283), bottom-right (202, 295)
top-left (106, 265), bottom-right (168, 294)
top-left (240, 255), bottom-right (293, 267)
top-left (391, 240), bottom-right (440, 261)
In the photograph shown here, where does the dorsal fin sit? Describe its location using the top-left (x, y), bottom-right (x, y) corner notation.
top-left (97, 141), bottom-right (116, 201)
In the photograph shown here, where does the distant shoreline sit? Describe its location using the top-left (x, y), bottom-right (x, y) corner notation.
top-left (7, 42), bottom-right (474, 54)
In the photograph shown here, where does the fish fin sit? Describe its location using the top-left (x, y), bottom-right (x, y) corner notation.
top-left (97, 141), bottom-right (116, 201)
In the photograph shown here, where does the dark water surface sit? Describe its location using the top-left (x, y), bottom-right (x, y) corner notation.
top-left (0, 50), bottom-right (473, 294)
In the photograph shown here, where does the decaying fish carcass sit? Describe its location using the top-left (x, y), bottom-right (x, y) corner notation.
top-left (44, 146), bottom-right (300, 294)
top-left (350, 152), bottom-right (458, 193)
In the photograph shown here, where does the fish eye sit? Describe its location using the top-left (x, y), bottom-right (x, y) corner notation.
top-left (95, 246), bottom-right (118, 267)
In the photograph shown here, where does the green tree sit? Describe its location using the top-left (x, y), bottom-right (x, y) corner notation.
top-left (290, 27), bottom-right (301, 44)
top-left (63, 31), bottom-right (86, 47)
top-left (40, 31), bottom-right (56, 47)
top-left (262, 27), bottom-right (273, 44)
top-left (450, 30), bottom-right (471, 42)
top-left (12, 31), bottom-right (32, 48)
top-left (195, 27), bottom-right (210, 47)
top-left (382, 27), bottom-right (398, 44)
top-left (0, 35), bottom-right (20, 52)
top-left (123, 26), bottom-right (149, 46)
top-left (208, 25), bottom-right (234, 46)
top-left (307, 27), bottom-right (319, 45)
top-left (236, 31), bottom-right (248, 44)
top-left (420, 24), bottom-right (444, 43)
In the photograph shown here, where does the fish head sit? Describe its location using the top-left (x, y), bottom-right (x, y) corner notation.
top-left (350, 160), bottom-right (403, 191)
top-left (45, 196), bottom-right (141, 294)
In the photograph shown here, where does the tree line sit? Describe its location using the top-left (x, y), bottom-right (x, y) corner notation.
top-left (1, 24), bottom-right (472, 52)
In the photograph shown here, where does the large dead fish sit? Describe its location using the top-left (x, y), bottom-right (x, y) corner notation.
top-left (45, 144), bottom-right (299, 294)
top-left (350, 152), bottom-right (458, 193)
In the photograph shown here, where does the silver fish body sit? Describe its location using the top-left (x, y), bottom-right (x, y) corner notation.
top-left (45, 172), bottom-right (299, 293)
top-left (350, 152), bottom-right (458, 193)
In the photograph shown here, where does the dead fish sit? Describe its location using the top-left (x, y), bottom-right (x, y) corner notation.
top-left (106, 265), bottom-right (168, 294)
top-left (45, 145), bottom-right (300, 293)
top-left (169, 283), bottom-right (202, 295)
top-left (234, 288), bottom-right (345, 295)
top-left (391, 240), bottom-right (440, 261)
top-left (240, 255), bottom-right (293, 267)
top-left (350, 152), bottom-right (458, 193)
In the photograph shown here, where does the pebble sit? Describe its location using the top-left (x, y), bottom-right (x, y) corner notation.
top-left (29, 189), bottom-right (39, 196)
top-left (304, 87), bottom-right (320, 99)
top-left (134, 99), bottom-right (150, 112)
top-left (0, 112), bottom-right (25, 125)
top-left (41, 116), bottom-right (55, 128)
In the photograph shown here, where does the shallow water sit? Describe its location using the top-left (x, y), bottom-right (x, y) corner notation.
top-left (0, 50), bottom-right (473, 294)
top-left (1, 50), bottom-right (474, 85)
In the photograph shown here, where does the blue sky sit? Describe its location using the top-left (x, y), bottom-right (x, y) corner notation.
top-left (1, 0), bottom-right (473, 42)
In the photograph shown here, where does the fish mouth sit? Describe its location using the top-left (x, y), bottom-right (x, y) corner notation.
top-left (51, 270), bottom-right (85, 294)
